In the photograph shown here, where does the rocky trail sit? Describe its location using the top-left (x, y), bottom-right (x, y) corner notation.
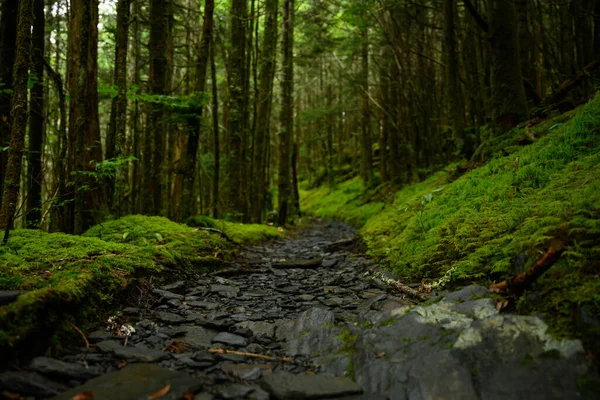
top-left (0, 221), bottom-right (598, 400)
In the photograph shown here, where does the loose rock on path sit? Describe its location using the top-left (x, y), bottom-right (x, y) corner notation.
top-left (0, 220), bottom-right (598, 399)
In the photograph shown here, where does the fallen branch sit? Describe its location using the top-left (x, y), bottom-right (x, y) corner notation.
top-left (364, 269), bottom-right (426, 301)
top-left (67, 322), bottom-right (89, 349)
top-left (194, 227), bottom-right (239, 245)
top-left (489, 239), bottom-right (565, 295)
top-left (326, 237), bottom-right (358, 251)
top-left (208, 348), bottom-right (292, 362)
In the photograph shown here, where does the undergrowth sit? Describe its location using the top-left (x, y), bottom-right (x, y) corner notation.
top-left (301, 94), bottom-right (600, 350)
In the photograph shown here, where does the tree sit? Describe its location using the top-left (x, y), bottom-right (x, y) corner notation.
top-left (26, 0), bottom-right (45, 228)
top-left (250, 0), bottom-right (279, 222)
top-left (0, 0), bottom-right (33, 237)
top-left (278, 0), bottom-right (294, 225)
top-left (0, 0), bottom-right (18, 206)
top-left (66, 0), bottom-right (106, 234)
top-left (359, 27), bottom-right (373, 185)
top-left (228, 0), bottom-right (248, 218)
top-left (106, 0), bottom-right (130, 217)
top-left (179, 0), bottom-right (215, 220)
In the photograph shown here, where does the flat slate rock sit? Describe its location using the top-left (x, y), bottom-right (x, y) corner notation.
top-left (152, 288), bottom-right (185, 300)
top-left (54, 364), bottom-right (203, 400)
top-left (212, 332), bottom-right (248, 347)
top-left (95, 340), bottom-right (169, 362)
top-left (271, 258), bottom-right (322, 269)
top-left (0, 371), bottom-right (68, 398)
top-left (260, 372), bottom-right (361, 399)
top-left (155, 311), bottom-right (186, 324)
top-left (30, 356), bottom-right (101, 382)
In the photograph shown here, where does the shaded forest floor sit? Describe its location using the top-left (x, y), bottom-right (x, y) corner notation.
top-left (301, 94), bottom-right (600, 360)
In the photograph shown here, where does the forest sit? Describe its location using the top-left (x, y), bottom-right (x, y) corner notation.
top-left (0, 0), bottom-right (600, 399)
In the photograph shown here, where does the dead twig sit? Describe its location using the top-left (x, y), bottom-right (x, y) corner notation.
top-left (194, 227), bottom-right (239, 245)
top-left (68, 322), bottom-right (89, 349)
top-left (208, 348), bottom-right (293, 362)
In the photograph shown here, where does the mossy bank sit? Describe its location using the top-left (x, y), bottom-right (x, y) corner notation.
top-left (0, 215), bottom-right (281, 364)
top-left (301, 94), bottom-right (600, 357)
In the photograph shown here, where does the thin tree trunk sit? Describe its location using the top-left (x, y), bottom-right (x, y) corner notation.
top-left (0, 0), bottom-right (33, 236)
top-left (251, 0), bottom-right (278, 222)
top-left (180, 0), bottom-right (215, 221)
top-left (359, 28), bottom-right (373, 186)
top-left (106, 0), bottom-right (130, 217)
top-left (26, 0), bottom-right (45, 228)
top-left (0, 0), bottom-right (18, 206)
top-left (277, 0), bottom-right (294, 225)
top-left (211, 36), bottom-right (220, 219)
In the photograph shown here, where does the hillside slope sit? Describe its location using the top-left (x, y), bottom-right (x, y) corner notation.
top-left (301, 94), bottom-right (600, 354)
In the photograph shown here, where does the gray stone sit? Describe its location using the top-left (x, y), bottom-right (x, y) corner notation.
top-left (30, 357), bottom-right (100, 382)
top-left (211, 284), bottom-right (240, 297)
top-left (186, 301), bottom-right (219, 310)
top-left (0, 371), bottom-right (67, 398)
top-left (274, 285), bottom-right (301, 294)
top-left (297, 294), bottom-right (315, 302)
top-left (234, 321), bottom-right (276, 339)
top-left (160, 280), bottom-right (186, 293)
top-left (167, 298), bottom-right (182, 308)
top-left (96, 339), bottom-right (169, 362)
top-left (216, 383), bottom-right (253, 399)
top-left (181, 325), bottom-right (218, 348)
top-left (122, 307), bottom-right (140, 315)
top-left (54, 364), bottom-right (202, 400)
top-left (153, 288), bottom-right (185, 300)
top-left (442, 285), bottom-right (489, 304)
top-left (450, 298), bottom-right (497, 320)
top-left (88, 330), bottom-right (120, 344)
top-left (212, 332), bottom-right (248, 347)
top-left (242, 368), bottom-right (263, 381)
top-left (248, 385), bottom-right (271, 400)
top-left (406, 352), bottom-right (478, 400)
top-left (155, 311), bottom-right (185, 324)
top-left (0, 290), bottom-right (25, 305)
top-left (260, 372), bottom-right (361, 399)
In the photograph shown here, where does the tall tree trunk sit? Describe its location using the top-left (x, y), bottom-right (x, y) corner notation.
top-left (250, 0), bottom-right (278, 222)
top-left (0, 0), bottom-right (18, 206)
top-left (488, 0), bottom-right (529, 132)
top-left (144, 0), bottom-right (169, 215)
top-left (131, 0), bottom-right (141, 214)
top-left (211, 36), bottom-right (220, 219)
top-left (67, 0), bottom-right (106, 234)
top-left (228, 0), bottom-right (248, 218)
top-left (0, 0), bottom-right (33, 236)
top-left (106, 0), bottom-right (130, 217)
top-left (26, 0), bottom-right (45, 228)
top-left (359, 28), bottom-right (373, 186)
top-left (444, 0), bottom-right (466, 155)
top-left (179, 0), bottom-right (215, 221)
top-left (278, 0), bottom-right (294, 225)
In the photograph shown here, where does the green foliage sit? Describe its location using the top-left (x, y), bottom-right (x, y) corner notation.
top-left (301, 94), bottom-right (600, 342)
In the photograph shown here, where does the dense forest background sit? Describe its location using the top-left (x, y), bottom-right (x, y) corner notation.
top-left (0, 0), bottom-right (598, 235)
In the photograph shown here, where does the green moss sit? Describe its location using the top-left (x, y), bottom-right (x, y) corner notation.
top-left (1, 214), bottom-right (283, 363)
top-left (336, 327), bottom-right (358, 355)
top-left (301, 93), bottom-right (600, 347)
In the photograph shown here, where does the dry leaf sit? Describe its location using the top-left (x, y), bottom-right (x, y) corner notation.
top-left (2, 391), bottom-right (24, 400)
top-left (147, 385), bottom-right (171, 400)
top-left (496, 299), bottom-right (509, 312)
top-left (117, 360), bottom-right (128, 369)
top-left (71, 392), bottom-right (94, 400)
top-left (182, 393), bottom-right (194, 400)
top-left (375, 352), bottom-right (386, 358)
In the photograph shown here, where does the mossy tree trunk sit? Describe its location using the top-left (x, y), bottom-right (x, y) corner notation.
top-left (0, 0), bottom-right (18, 207)
top-left (228, 0), bottom-right (248, 219)
top-left (0, 0), bottom-right (33, 235)
top-left (106, 0), bottom-right (130, 217)
top-left (210, 35), bottom-right (220, 219)
top-left (26, 0), bottom-right (45, 228)
top-left (488, 0), bottom-right (529, 132)
top-left (250, 0), bottom-right (278, 223)
top-left (278, 0), bottom-right (294, 225)
top-left (66, 0), bottom-right (107, 234)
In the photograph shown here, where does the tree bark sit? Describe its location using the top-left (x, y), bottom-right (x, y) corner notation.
top-left (66, 0), bottom-right (106, 234)
top-left (0, 0), bottom-right (33, 235)
top-left (278, 0), bottom-right (294, 225)
top-left (106, 0), bottom-right (130, 217)
top-left (0, 0), bottom-right (18, 206)
top-left (26, 0), bottom-right (45, 228)
top-left (228, 0), bottom-right (248, 218)
top-left (488, 0), bottom-right (529, 131)
top-left (211, 36), bottom-right (220, 219)
top-left (359, 28), bottom-right (373, 186)
top-left (445, 0), bottom-right (465, 154)
top-left (250, 0), bottom-right (278, 222)
top-left (179, 0), bottom-right (215, 221)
